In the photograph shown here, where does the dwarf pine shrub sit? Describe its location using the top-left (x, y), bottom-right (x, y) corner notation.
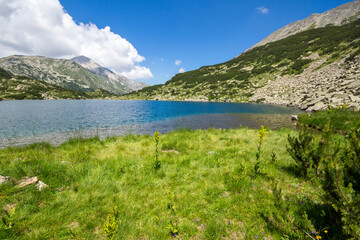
top-left (287, 125), bottom-right (360, 239)
top-left (287, 126), bottom-right (325, 177)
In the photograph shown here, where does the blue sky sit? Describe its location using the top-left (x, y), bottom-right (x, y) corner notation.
top-left (0, 0), bottom-right (354, 85)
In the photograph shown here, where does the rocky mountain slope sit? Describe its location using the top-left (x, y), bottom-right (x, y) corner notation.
top-left (126, 1), bottom-right (360, 111)
top-left (248, 0), bottom-right (360, 51)
top-left (0, 68), bottom-right (114, 100)
top-left (250, 55), bottom-right (360, 111)
top-left (71, 56), bottom-right (149, 92)
top-left (0, 55), bottom-right (148, 95)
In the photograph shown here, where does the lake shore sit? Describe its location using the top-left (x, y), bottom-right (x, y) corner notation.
top-left (0, 100), bottom-right (302, 148)
top-left (0, 113), bottom-right (299, 149)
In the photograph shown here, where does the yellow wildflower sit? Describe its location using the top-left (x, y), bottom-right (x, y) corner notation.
top-left (316, 236), bottom-right (322, 239)
top-left (324, 230), bottom-right (328, 233)
top-left (154, 130), bottom-right (159, 142)
top-left (103, 213), bottom-right (118, 239)
top-left (258, 125), bottom-right (267, 144)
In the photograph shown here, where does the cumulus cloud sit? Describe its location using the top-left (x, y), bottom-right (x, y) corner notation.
top-left (178, 68), bottom-right (186, 73)
top-left (0, 0), bottom-right (152, 79)
top-left (175, 60), bottom-right (182, 66)
top-left (257, 7), bottom-right (269, 14)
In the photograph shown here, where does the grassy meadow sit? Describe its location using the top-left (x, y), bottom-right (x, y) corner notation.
top-left (0, 123), bottom-right (358, 239)
top-left (298, 107), bottom-right (360, 132)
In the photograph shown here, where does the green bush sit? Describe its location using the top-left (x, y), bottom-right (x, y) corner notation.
top-left (287, 127), bottom-right (325, 176)
top-left (286, 126), bottom-right (360, 238)
top-left (0, 68), bottom-right (12, 79)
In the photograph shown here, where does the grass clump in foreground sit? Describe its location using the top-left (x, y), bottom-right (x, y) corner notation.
top-left (0, 126), bottom-right (359, 239)
top-left (298, 107), bottom-right (360, 132)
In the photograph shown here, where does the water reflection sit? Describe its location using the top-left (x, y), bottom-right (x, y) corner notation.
top-left (0, 113), bottom-right (297, 148)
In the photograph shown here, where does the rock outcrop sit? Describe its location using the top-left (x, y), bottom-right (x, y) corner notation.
top-left (250, 56), bottom-right (360, 111)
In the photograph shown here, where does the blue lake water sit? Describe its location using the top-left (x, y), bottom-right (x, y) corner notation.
top-left (0, 100), bottom-right (302, 147)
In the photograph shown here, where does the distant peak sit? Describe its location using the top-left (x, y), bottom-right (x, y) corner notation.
top-left (71, 55), bottom-right (92, 64)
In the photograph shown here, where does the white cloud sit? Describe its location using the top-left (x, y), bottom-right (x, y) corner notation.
top-left (121, 65), bottom-right (153, 79)
top-left (178, 68), bottom-right (186, 73)
top-left (175, 60), bottom-right (182, 66)
top-left (0, 0), bottom-right (153, 79)
top-left (257, 7), bottom-right (269, 14)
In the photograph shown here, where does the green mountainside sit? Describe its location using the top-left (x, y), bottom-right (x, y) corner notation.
top-left (0, 68), bottom-right (116, 100)
top-left (0, 55), bottom-right (139, 95)
top-left (125, 18), bottom-right (360, 111)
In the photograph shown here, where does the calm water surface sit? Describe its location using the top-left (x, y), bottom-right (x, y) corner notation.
top-left (0, 100), bottom-right (302, 147)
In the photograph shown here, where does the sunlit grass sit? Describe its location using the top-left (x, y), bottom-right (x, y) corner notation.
top-left (0, 127), bottom-right (330, 239)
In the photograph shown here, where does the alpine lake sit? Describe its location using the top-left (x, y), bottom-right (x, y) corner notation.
top-left (0, 100), bottom-right (303, 148)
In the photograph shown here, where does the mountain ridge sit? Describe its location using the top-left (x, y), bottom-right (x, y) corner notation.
top-left (247, 0), bottom-right (360, 51)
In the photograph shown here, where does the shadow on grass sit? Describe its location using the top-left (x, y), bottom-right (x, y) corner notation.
top-left (260, 194), bottom-right (348, 240)
top-left (281, 164), bottom-right (305, 179)
top-left (301, 198), bottom-right (346, 240)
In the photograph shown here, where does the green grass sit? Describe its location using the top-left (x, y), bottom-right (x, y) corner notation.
top-left (0, 128), bottom-right (352, 239)
top-left (298, 108), bottom-right (360, 132)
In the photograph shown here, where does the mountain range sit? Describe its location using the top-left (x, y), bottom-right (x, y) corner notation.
top-left (0, 67), bottom-right (115, 100)
top-left (126, 0), bottom-right (360, 111)
top-left (0, 55), bottom-right (148, 96)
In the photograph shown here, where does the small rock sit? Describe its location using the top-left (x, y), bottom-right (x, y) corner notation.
top-left (68, 221), bottom-right (79, 229)
top-left (17, 177), bottom-right (38, 188)
top-left (347, 80), bottom-right (360, 89)
top-left (349, 95), bottom-right (360, 102)
top-left (306, 101), bottom-right (327, 112)
top-left (333, 93), bottom-right (348, 99)
top-left (160, 149), bottom-right (180, 154)
top-left (291, 115), bottom-right (298, 121)
top-left (303, 98), bottom-right (322, 108)
top-left (0, 175), bottom-right (9, 185)
top-left (330, 98), bottom-right (344, 106)
top-left (36, 181), bottom-right (49, 191)
top-left (341, 80), bottom-right (356, 87)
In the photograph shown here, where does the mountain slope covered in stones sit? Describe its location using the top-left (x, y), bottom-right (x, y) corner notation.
top-left (0, 55), bottom-right (147, 95)
top-left (125, 2), bottom-right (360, 111)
